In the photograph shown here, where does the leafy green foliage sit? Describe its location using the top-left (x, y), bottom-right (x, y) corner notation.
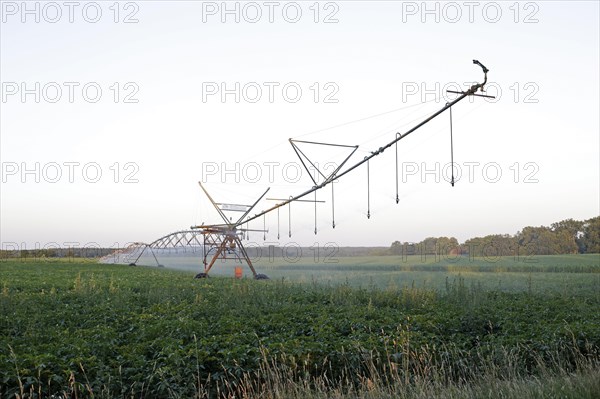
top-left (0, 260), bottom-right (599, 398)
top-left (386, 216), bottom-right (600, 257)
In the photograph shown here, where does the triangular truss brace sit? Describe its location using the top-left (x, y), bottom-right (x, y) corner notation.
top-left (289, 139), bottom-right (359, 186)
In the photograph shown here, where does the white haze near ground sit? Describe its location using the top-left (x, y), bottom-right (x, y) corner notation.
top-left (1, 1), bottom-right (599, 249)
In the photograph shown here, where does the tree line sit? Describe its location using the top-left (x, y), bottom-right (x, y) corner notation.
top-left (2, 216), bottom-right (598, 260)
top-left (0, 247), bottom-right (115, 260)
top-left (386, 216), bottom-right (600, 257)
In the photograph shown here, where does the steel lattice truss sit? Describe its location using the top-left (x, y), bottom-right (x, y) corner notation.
top-left (100, 231), bottom-right (204, 266)
top-left (102, 228), bottom-right (258, 276)
top-left (150, 230), bottom-right (204, 249)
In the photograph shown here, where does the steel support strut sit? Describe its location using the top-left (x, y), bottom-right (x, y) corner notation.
top-left (193, 183), bottom-right (268, 277)
top-left (201, 232), bottom-right (257, 277)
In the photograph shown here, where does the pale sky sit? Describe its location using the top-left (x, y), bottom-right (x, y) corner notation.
top-left (1, 1), bottom-right (599, 249)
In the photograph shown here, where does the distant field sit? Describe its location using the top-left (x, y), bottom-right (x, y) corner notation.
top-left (1, 258), bottom-right (599, 398)
top-left (120, 252), bottom-right (600, 294)
top-left (256, 254), bottom-right (600, 293)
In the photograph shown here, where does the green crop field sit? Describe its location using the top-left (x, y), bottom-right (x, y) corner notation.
top-left (254, 254), bottom-right (600, 294)
top-left (127, 252), bottom-right (600, 294)
top-left (1, 256), bottom-right (599, 398)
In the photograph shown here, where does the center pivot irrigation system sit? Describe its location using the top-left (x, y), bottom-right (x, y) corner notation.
top-left (116, 61), bottom-right (494, 279)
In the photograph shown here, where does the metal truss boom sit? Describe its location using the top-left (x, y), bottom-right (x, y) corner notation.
top-left (239, 60), bottom-right (491, 227)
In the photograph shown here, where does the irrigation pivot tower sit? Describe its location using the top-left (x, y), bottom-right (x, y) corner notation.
top-left (114, 60), bottom-right (494, 278)
top-left (187, 60), bottom-right (494, 278)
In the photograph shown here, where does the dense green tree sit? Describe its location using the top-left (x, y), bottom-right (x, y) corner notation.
top-left (581, 216), bottom-right (600, 253)
top-left (436, 236), bottom-right (460, 256)
top-left (551, 218), bottom-right (584, 253)
top-left (389, 241), bottom-right (403, 255)
top-left (516, 225), bottom-right (578, 255)
top-left (420, 237), bottom-right (438, 255)
top-left (464, 234), bottom-right (516, 258)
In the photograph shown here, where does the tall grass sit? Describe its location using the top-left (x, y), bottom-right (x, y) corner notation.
top-left (8, 341), bottom-right (598, 398)
top-left (210, 343), bottom-right (600, 399)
